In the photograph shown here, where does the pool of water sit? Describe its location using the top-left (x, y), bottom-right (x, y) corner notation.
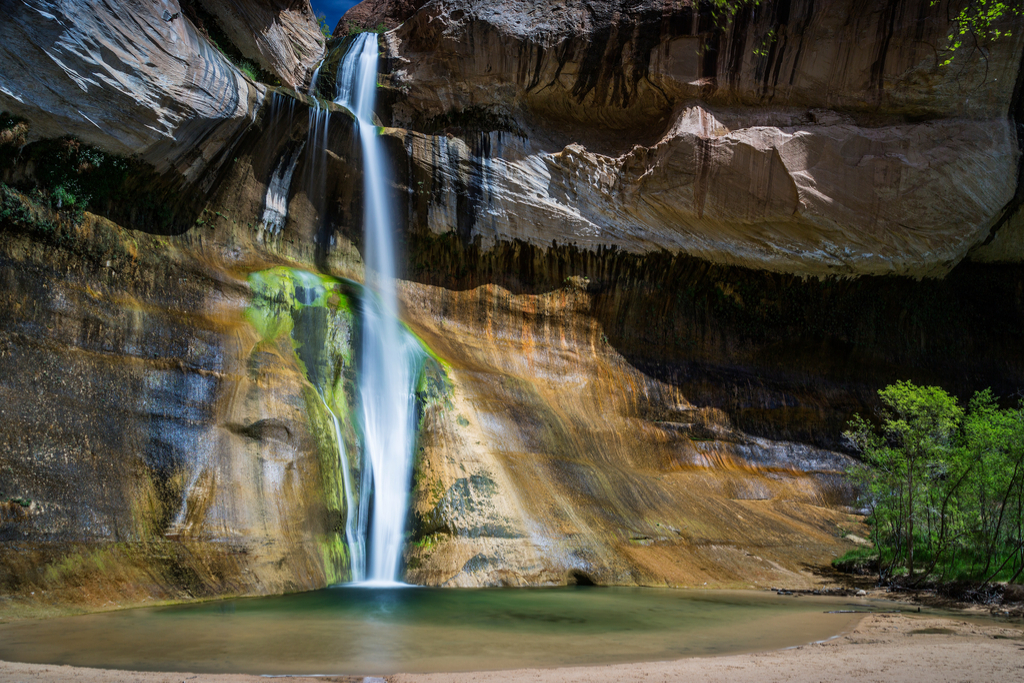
top-left (0, 586), bottom-right (884, 675)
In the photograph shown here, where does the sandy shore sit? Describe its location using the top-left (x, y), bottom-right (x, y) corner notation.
top-left (1, 612), bottom-right (1021, 683)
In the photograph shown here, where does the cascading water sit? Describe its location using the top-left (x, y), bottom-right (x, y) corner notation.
top-left (260, 139), bottom-right (305, 233)
top-left (335, 33), bottom-right (423, 585)
top-left (305, 98), bottom-right (330, 221)
top-left (256, 93), bottom-right (302, 234)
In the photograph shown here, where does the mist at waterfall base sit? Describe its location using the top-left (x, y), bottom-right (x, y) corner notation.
top-left (0, 588), bottom-right (876, 675)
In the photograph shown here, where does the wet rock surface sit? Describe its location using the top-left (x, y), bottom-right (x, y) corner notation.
top-left (400, 278), bottom-right (860, 587)
top-left (0, 204), bottom-right (344, 606)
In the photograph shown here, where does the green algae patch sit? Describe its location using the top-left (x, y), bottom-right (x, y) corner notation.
top-left (405, 325), bottom-right (452, 371)
top-left (247, 266), bottom-right (356, 407)
top-left (246, 266), bottom-right (360, 582)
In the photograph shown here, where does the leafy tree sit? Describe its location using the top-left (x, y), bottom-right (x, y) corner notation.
top-left (846, 381), bottom-right (1024, 585)
top-left (934, 0), bottom-right (1021, 66)
top-left (846, 381), bottom-right (963, 580)
top-left (317, 12), bottom-right (333, 40)
top-left (962, 391), bottom-right (1024, 582)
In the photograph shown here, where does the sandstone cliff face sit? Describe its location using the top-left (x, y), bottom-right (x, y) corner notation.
top-left (336, 0), bottom-right (429, 34)
top-left (401, 278), bottom-right (856, 587)
top-left (392, 0), bottom-right (1020, 124)
top-left (0, 0), bottom-right (279, 182)
top-left (383, 0), bottom-right (1024, 276)
top-left (393, 118), bottom-right (1015, 277)
top-left (0, 202), bottom-right (354, 607)
top-left (197, 0), bottom-right (325, 89)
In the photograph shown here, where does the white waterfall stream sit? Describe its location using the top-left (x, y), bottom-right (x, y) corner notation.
top-left (260, 139), bottom-right (304, 233)
top-left (335, 33), bottom-right (422, 585)
top-left (305, 98), bottom-right (330, 222)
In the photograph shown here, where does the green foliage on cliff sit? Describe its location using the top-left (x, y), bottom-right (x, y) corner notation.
top-left (30, 137), bottom-right (133, 213)
top-left (2, 127), bottom-right (138, 219)
top-left (348, 22), bottom-right (386, 35)
top-left (0, 112), bottom-right (28, 170)
top-left (1, 183), bottom-right (41, 223)
top-left (0, 182), bottom-right (141, 273)
top-left (845, 381), bottom-right (1024, 585)
top-left (934, 0), bottom-right (1021, 65)
top-left (317, 12), bottom-right (333, 40)
top-left (247, 267), bottom-right (361, 581)
top-left (709, 1), bottom-right (1018, 65)
top-left (247, 267), bottom-right (356, 399)
top-left (235, 59), bottom-right (264, 83)
top-left (2, 124), bottom-right (186, 234)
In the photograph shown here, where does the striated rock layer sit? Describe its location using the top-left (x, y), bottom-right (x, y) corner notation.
top-left (0, 0), bottom-right (324, 184)
top-left (393, 120), bottom-right (1015, 277)
top-left (197, 0), bottom-right (325, 89)
top-left (382, 0), bottom-right (1024, 277)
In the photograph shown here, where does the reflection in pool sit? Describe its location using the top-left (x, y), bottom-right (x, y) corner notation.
top-left (0, 586), bottom-right (880, 675)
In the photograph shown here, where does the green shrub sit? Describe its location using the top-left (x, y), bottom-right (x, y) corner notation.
top-left (317, 12), bottom-right (333, 39)
top-left (51, 182), bottom-right (84, 210)
top-left (832, 547), bottom-right (879, 575)
top-left (1, 182), bottom-right (63, 241)
top-left (26, 137), bottom-right (133, 213)
top-left (0, 111), bottom-right (28, 169)
top-left (236, 59), bottom-right (261, 82)
top-left (349, 22), bottom-right (386, 35)
top-left (846, 381), bottom-right (1024, 585)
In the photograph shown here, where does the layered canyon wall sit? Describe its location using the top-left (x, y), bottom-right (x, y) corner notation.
top-left (382, 0), bottom-right (1023, 276)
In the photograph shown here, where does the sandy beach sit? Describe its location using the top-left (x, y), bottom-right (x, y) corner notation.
top-left (1, 612), bottom-right (1021, 683)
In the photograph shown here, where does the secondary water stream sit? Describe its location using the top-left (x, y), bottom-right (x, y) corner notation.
top-left (0, 588), bottom-right (875, 675)
top-left (320, 391), bottom-right (365, 582)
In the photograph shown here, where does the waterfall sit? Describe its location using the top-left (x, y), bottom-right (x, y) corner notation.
top-left (305, 99), bottom-right (330, 223)
top-left (308, 63), bottom-right (322, 98)
top-left (335, 33), bottom-right (422, 585)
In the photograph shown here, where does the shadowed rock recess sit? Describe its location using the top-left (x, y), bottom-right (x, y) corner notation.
top-left (1, 0), bottom-right (1023, 608)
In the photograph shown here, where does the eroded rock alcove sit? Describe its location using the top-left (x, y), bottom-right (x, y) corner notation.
top-left (1, 0), bottom-right (1022, 610)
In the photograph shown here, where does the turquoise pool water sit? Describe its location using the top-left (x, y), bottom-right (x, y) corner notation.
top-left (0, 586), bottom-right (883, 675)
